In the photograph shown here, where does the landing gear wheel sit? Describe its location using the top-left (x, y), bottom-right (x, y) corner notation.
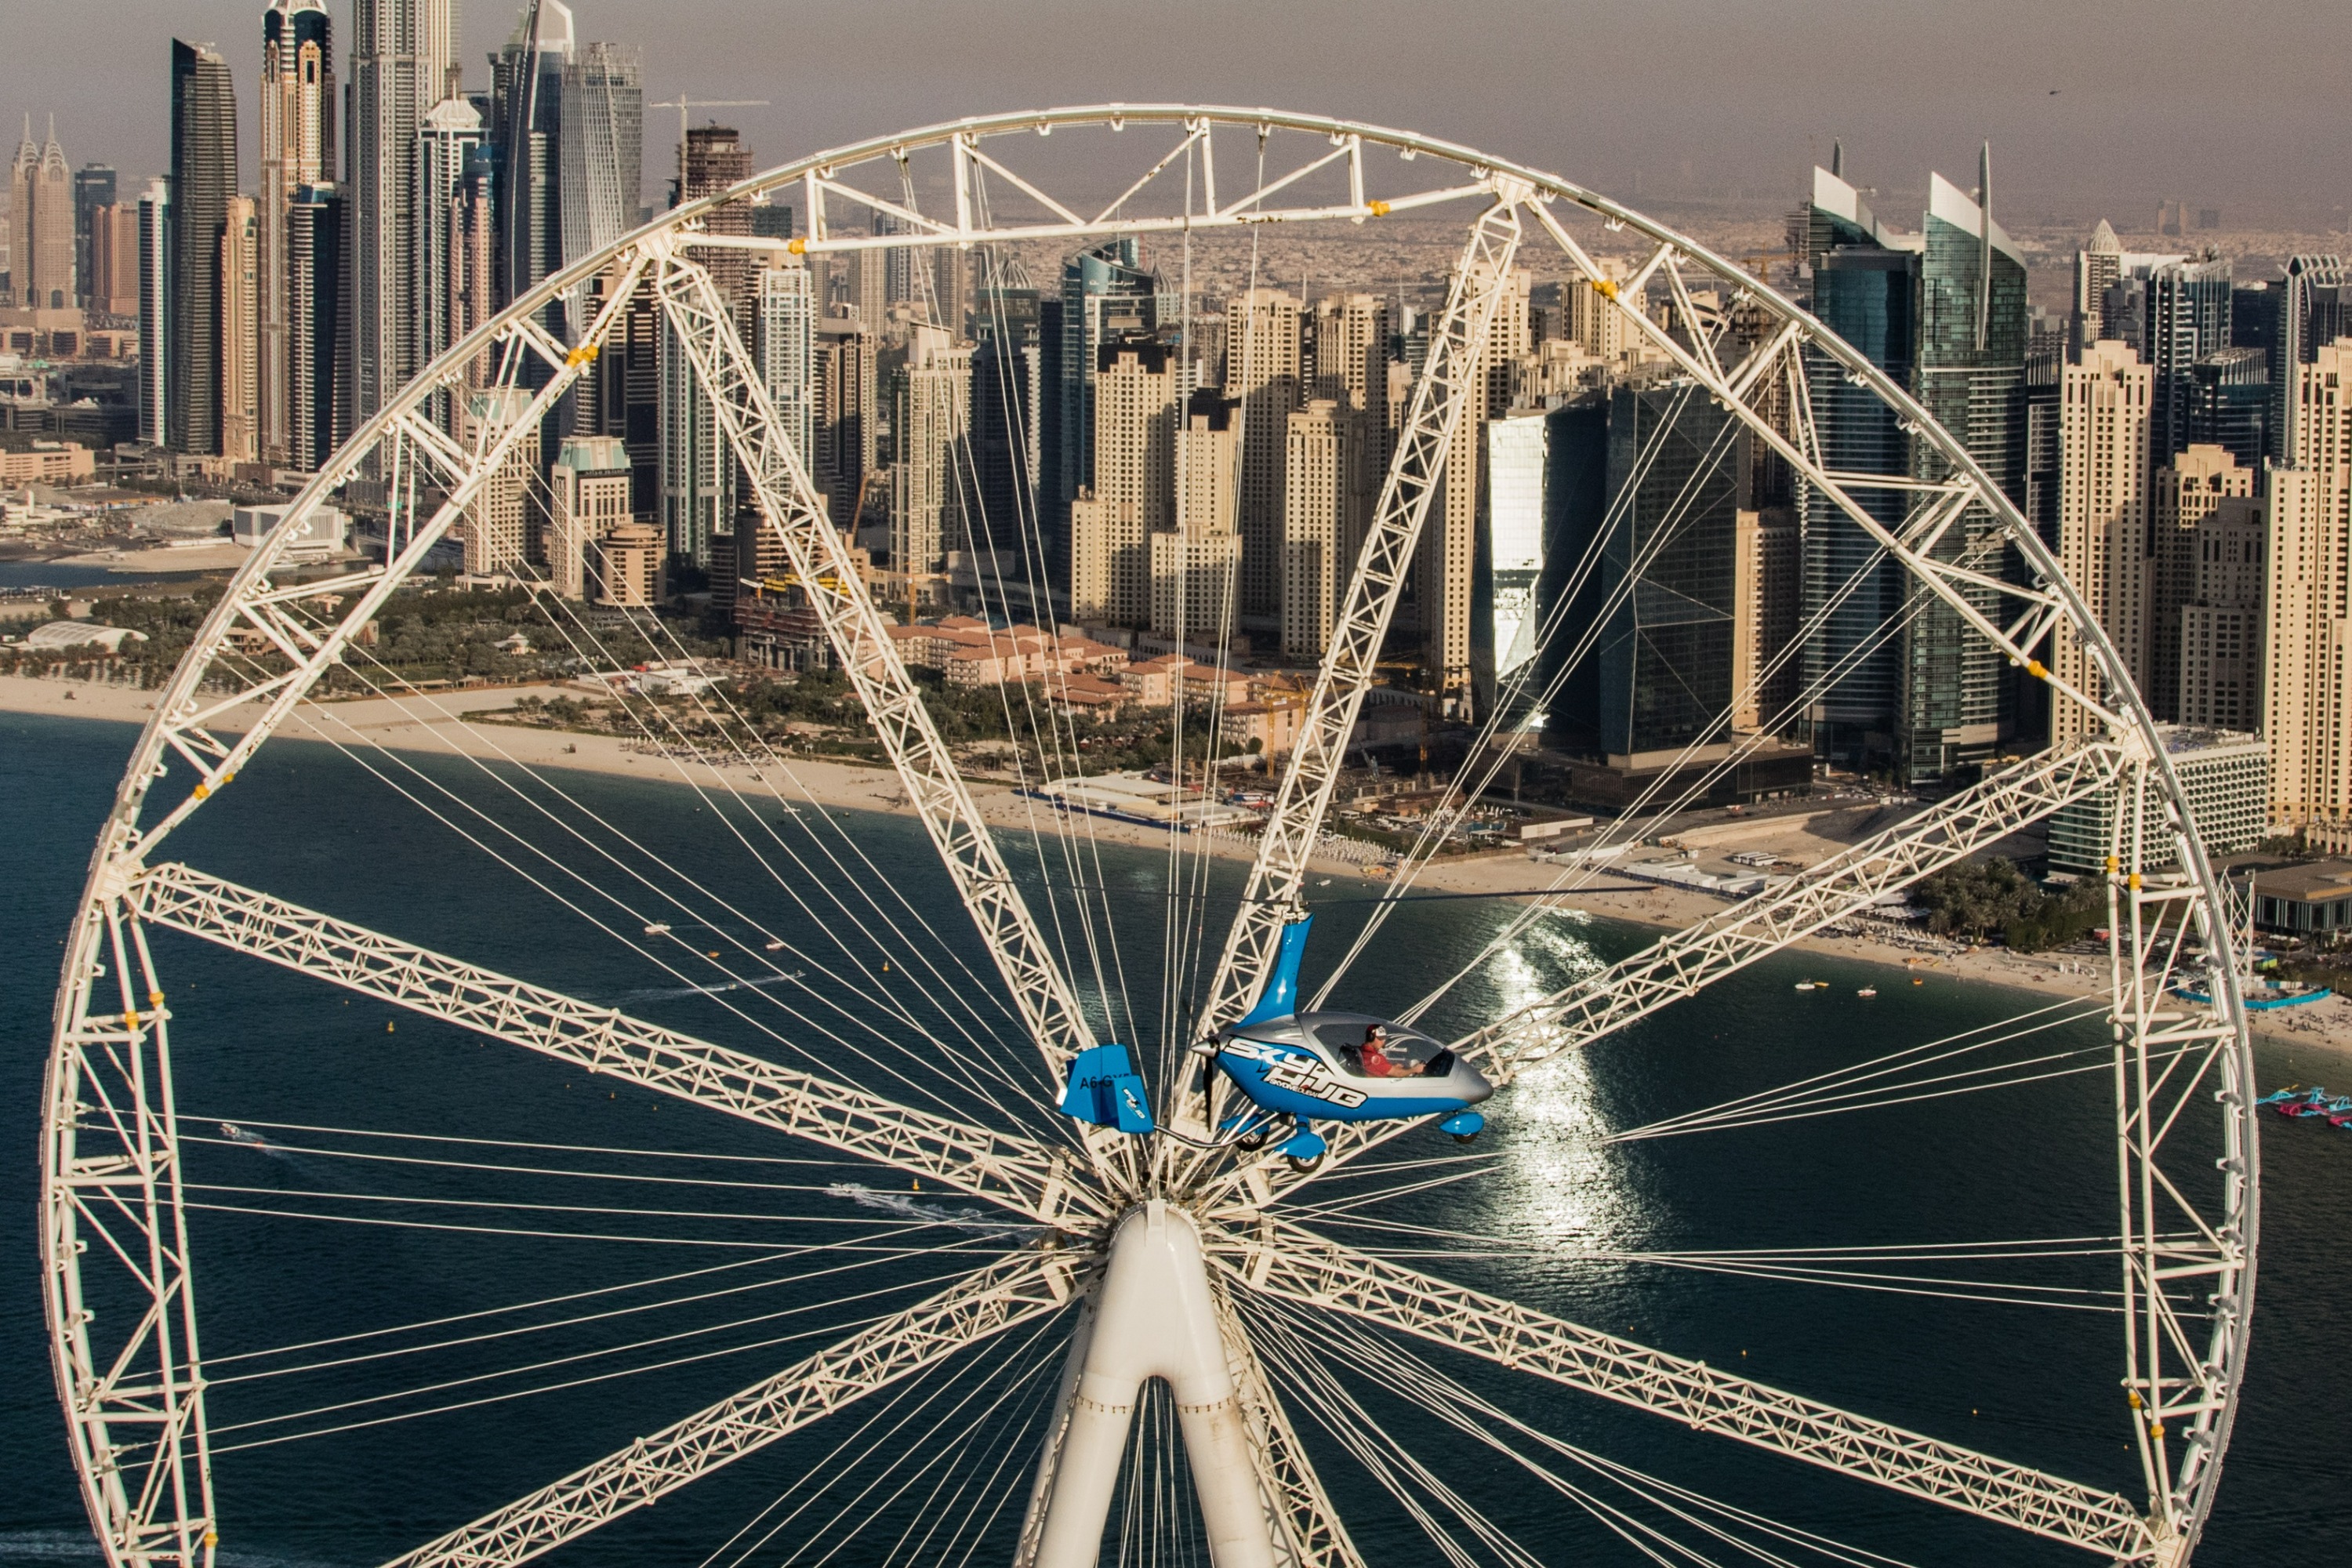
top-left (1235, 1127), bottom-right (1269, 1152)
top-left (1286, 1152), bottom-right (1323, 1174)
top-left (1450, 1131), bottom-right (1481, 1145)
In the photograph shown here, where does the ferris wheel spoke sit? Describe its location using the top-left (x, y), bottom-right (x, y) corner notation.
top-left (123, 863), bottom-right (1105, 1228)
top-left (378, 1249), bottom-right (1076, 1568)
top-left (1455, 739), bottom-right (2128, 1080)
top-left (1215, 1218), bottom-right (2159, 1562)
top-left (648, 239), bottom-right (1140, 1196)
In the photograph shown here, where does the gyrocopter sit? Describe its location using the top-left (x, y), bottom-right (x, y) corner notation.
top-left (1059, 917), bottom-right (1494, 1171)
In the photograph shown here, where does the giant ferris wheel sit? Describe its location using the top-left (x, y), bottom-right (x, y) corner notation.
top-left (45, 107), bottom-right (2257, 1568)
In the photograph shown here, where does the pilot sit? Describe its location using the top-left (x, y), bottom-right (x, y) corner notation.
top-left (1359, 1022), bottom-right (1406, 1078)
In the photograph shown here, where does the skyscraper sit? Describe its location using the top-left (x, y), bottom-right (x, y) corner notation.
top-left (2074, 220), bottom-right (2122, 347)
top-left (890, 326), bottom-right (973, 585)
top-left (1047, 238), bottom-right (1162, 575)
top-left (285, 181), bottom-right (345, 467)
top-left (1426, 263), bottom-right (1530, 707)
top-left (1152, 391), bottom-right (1243, 637)
top-left (549, 434), bottom-right (632, 597)
top-left (2187, 347), bottom-right (2268, 473)
top-left (2263, 339), bottom-right (2352, 835)
top-left (1797, 164), bottom-right (1914, 764)
top-left (85, 201), bottom-right (141, 319)
top-left (2176, 493), bottom-right (2265, 731)
top-left (416, 96), bottom-right (484, 425)
top-left (72, 163), bottom-right (115, 310)
top-left (557, 40), bottom-right (641, 334)
top-left (1282, 398), bottom-right (1372, 659)
top-left (1474, 406), bottom-right (1549, 724)
top-left (219, 195), bottom-right (260, 464)
top-left (169, 39), bottom-right (237, 456)
top-left (1548, 381), bottom-right (1741, 763)
top-left (8, 118), bottom-right (73, 310)
top-left (2269, 256), bottom-right (2348, 466)
top-left (814, 318), bottom-right (877, 532)
top-left (350, 0), bottom-right (459, 423)
top-left (2144, 256), bottom-right (2234, 473)
top-left (136, 178), bottom-right (169, 445)
top-left (753, 263), bottom-right (817, 471)
top-left (2150, 445), bottom-right (2254, 723)
top-left (2047, 341), bottom-right (2152, 746)
top-left (968, 260), bottom-right (1043, 556)
top-left (1225, 287), bottom-right (1303, 624)
top-left (460, 387), bottom-right (543, 577)
top-left (260, 1), bottom-right (334, 463)
top-left (1900, 164), bottom-right (2027, 781)
top-left (659, 122), bottom-right (754, 567)
top-left (1069, 341), bottom-right (1174, 626)
top-left (490, 1), bottom-right (573, 346)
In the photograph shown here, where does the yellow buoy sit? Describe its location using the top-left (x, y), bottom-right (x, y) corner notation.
top-left (387, 1020), bottom-right (395, 1033)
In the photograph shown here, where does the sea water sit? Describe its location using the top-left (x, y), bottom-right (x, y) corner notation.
top-left (0, 712), bottom-right (2342, 1566)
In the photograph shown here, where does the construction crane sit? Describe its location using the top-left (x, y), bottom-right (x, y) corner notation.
top-left (648, 97), bottom-right (771, 154)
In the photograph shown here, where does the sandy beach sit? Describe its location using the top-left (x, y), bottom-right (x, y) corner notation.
top-left (9, 669), bottom-right (2347, 1061)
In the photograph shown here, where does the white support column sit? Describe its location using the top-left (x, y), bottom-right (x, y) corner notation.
top-left (1028, 1203), bottom-right (1280, 1568)
top-left (1192, 193), bottom-right (1527, 1054)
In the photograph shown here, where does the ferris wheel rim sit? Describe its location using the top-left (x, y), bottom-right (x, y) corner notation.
top-left (42, 103), bottom-right (2257, 1568)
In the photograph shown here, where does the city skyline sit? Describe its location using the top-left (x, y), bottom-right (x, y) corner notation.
top-left (5, 1), bottom-right (2347, 231)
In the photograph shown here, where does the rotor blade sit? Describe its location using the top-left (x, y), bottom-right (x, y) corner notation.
top-left (649, 243), bottom-right (1134, 1192)
top-left (1460, 740), bottom-right (2127, 1078)
top-left (379, 1250), bottom-right (1076, 1568)
top-left (1192, 194), bottom-right (1530, 1045)
top-left (126, 862), bottom-right (1102, 1228)
top-left (1215, 1219), bottom-right (2158, 1563)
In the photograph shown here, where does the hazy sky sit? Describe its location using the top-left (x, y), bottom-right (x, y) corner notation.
top-left (9, 1), bottom-right (2347, 229)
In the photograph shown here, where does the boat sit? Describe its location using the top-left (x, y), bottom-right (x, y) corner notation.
top-left (1857, 986), bottom-right (1878, 998)
top-left (1794, 982), bottom-right (1817, 992)
top-left (1911, 977), bottom-right (1924, 985)
top-left (643, 923), bottom-right (672, 935)
top-left (764, 939), bottom-right (786, 951)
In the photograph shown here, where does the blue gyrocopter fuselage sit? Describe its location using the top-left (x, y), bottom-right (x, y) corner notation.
top-left (1055, 917), bottom-right (1494, 1167)
top-left (1209, 918), bottom-right (1492, 1161)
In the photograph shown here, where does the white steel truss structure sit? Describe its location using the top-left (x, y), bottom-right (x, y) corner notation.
top-left (1218, 1218), bottom-right (2158, 1560)
top-left (42, 106), bottom-right (2253, 1568)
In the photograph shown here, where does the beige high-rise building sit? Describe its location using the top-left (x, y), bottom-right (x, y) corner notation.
top-left (2049, 340), bottom-right (2153, 746)
top-left (889, 327), bottom-right (971, 580)
top-left (1312, 292), bottom-right (1390, 441)
top-left (2150, 445), bottom-right (2256, 720)
top-left (593, 520), bottom-right (662, 607)
top-left (1733, 506), bottom-right (1802, 733)
top-left (1423, 262), bottom-right (1530, 708)
top-left (84, 203), bottom-right (141, 318)
top-left (2265, 340), bottom-right (2352, 833)
top-left (1071, 345), bottom-right (1176, 626)
top-left (550, 435), bottom-right (633, 599)
top-left (1282, 399), bottom-right (1372, 659)
top-left (2177, 495), bottom-right (2266, 731)
top-left (459, 387), bottom-right (542, 577)
top-left (1566, 257), bottom-right (1661, 368)
top-left (8, 116), bottom-right (73, 310)
top-left (1225, 289), bottom-right (1303, 622)
top-left (1151, 393), bottom-right (1241, 637)
top-left (218, 198), bottom-right (260, 465)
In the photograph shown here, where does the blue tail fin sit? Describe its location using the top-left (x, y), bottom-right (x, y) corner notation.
top-left (1059, 1044), bottom-right (1155, 1134)
top-left (1236, 916), bottom-right (1313, 1029)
